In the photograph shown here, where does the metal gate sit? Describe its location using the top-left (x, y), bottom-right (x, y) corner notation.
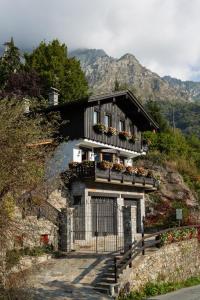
top-left (72, 197), bottom-right (124, 253)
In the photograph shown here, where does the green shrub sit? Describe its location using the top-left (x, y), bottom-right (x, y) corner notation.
top-left (118, 275), bottom-right (200, 300)
top-left (6, 249), bottom-right (21, 270)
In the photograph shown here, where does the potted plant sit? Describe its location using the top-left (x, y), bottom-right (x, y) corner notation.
top-left (112, 163), bottom-right (125, 172)
top-left (81, 160), bottom-right (94, 168)
top-left (129, 135), bottom-right (137, 143)
top-left (97, 160), bottom-right (113, 170)
top-left (147, 170), bottom-right (153, 178)
top-left (126, 166), bottom-right (138, 175)
top-left (106, 126), bottom-right (117, 136)
top-left (119, 131), bottom-right (131, 140)
top-left (69, 161), bottom-right (79, 169)
top-left (93, 123), bottom-right (106, 134)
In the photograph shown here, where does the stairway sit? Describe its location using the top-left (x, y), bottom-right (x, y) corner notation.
top-left (93, 254), bottom-right (128, 296)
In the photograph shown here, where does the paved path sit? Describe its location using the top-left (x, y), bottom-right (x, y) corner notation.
top-left (148, 284), bottom-right (200, 300)
top-left (24, 254), bottom-right (111, 300)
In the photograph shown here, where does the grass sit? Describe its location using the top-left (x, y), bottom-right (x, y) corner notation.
top-left (118, 276), bottom-right (200, 300)
top-left (5, 244), bottom-right (54, 270)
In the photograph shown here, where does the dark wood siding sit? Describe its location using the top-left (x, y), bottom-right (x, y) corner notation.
top-left (84, 100), bottom-right (142, 152)
top-left (59, 106), bottom-right (84, 140)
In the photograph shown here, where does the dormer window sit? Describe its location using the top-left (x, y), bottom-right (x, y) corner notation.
top-left (93, 110), bottom-right (99, 124)
top-left (119, 120), bottom-right (125, 131)
top-left (104, 114), bottom-right (111, 127)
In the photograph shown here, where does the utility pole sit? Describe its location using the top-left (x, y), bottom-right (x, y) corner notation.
top-left (172, 106), bottom-right (176, 132)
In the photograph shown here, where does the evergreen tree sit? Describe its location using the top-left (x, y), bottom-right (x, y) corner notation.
top-left (0, 37), bottom-right (21, 88)
top-left (24, 40), bottom-right (89, 103)
top-left (145, 100), bottom-right (169, 132)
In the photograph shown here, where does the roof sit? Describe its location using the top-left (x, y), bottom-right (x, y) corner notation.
top-left (46, 90), bottom-right (159, 130)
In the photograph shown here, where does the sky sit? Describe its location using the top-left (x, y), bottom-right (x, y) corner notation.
top-left (1, 0), bottom-right (200, 81)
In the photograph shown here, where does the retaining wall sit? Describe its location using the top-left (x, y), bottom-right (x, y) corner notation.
top-left (118, 239), bottom-right (200, 293)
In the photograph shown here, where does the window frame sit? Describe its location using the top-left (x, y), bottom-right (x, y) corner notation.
top-left (104, 114), bottom-right (112, 127)
top-left (93, 110), bottom-right (100, 125)
top-left (119, 119), bottom-right (125, 132)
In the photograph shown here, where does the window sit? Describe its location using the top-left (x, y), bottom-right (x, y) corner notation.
top-left (102, 153), bottom-right (113, 162)
top-left (128, 122), bottom-right (134, 134)
top-left (119, 120), bottom-right (125, 131)
top-left (73, 196), bottom-right (82, 205)
top-left (93, 110), bottom-right (99, 124)
top-left (104, 114), bottom-right (111, 127)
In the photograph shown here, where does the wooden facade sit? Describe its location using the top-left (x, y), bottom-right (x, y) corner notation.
top-left (47, 91), bottom-right (159, 154)
top-left (84, 98), bottom-right (142, 151)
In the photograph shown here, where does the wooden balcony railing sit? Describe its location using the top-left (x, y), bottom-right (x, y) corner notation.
top-left (71, 162), bottom-right (158, 188)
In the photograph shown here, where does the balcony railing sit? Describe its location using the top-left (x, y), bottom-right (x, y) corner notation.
top-left (70, 162), bottom-right (158, 189)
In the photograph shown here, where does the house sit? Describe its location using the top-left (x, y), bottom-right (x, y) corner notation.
top-left (47, 90), bottom-right (159, 252)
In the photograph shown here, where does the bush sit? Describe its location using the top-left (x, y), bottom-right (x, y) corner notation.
top-left (6, 249), bottom-right (21, 270)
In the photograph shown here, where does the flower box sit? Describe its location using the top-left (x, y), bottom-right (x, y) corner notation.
top-left (97, 160), bottom-right (113, 170)
top-left (93, 123), bottom-right (106, 134)
top-left (106, 127), bottom-right (117, 136)
top-left (112, 163), bottom-right (125, 172)
top-left (119, 131), bottom-right (131, 140)
top-left (123, 173), bottom-right (133, 182)
top-left (129, 135), bottom-right (137, 143)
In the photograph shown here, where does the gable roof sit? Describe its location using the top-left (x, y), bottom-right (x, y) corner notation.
top-left (88, 90), bottom-right (159, 130)
top-left (47, 90), bottom-right (159, 130)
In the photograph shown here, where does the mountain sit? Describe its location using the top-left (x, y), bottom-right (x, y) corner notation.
top-left (163, 76), bottom-right (200, 102)
top-left (69, 48), bottom-right (200, 103)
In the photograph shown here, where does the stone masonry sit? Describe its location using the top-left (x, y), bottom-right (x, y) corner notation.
top-left (118, 239), bottom-right (200, 294)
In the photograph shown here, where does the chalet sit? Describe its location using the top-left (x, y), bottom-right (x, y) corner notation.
top-left (47, 90), bottom-right (159, 252)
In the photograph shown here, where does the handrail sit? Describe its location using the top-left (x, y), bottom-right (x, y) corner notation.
top-left (115, 224), bottom-right (200, 283)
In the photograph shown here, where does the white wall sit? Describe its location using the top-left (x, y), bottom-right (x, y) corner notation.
top-left (47, 140), bottom-right (82, 179)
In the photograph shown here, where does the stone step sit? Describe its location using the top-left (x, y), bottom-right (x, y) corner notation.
top-left (93, 286), bottom-right (110, 295)
top-left (95, 281), bottom-right (114, 289)
top-left (99, 272), bottom-right (115, 278)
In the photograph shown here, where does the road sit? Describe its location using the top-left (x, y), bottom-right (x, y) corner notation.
top-left (149, 284), bottom-right (200, 300)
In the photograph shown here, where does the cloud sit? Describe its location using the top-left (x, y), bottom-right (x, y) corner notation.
top-left (0, 0), bottom-right (200, 81)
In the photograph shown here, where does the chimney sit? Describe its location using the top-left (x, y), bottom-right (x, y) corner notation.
top-left (48, 87), bottom-right (59, 106)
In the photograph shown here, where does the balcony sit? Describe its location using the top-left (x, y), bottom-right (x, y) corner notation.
top-left (69, 162), bottom-right (158, 190)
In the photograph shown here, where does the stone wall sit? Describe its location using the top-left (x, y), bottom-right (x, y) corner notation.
top-left (118, 239), bottom-right (200, 293)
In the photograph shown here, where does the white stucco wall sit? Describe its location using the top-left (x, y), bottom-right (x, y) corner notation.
top-left (47, 140), bottom-right (82, 179)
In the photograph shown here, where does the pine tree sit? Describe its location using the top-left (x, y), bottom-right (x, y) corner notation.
top-left (0, 37), bottom-right (21, 88)
top-left (25, 40), bottom-right (89, 103)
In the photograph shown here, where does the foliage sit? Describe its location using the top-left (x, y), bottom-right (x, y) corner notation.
top-left (93, 123), bottom-right (107, 133)
top-left (145, 100), bottom-right (170, 132)
top-left (106, 126), bottom-right (117, 136)
top-left (159, 228), bottom-right (198, 246)
top-left (0, 98), bottom-right (58, 247)
top-left (5, 245), bottom-right (54, 270)
top-left (4, 70), bottom-right (43, 98)
top-left (112, 163), bottom-right (126, 172)
top-left (24, 39), bottom-right (89, 103)
top-left (129, 135), bottom-right (137, 143)
top-left (0, 38), bottom-right (22, 89)
top-left (159, 101), bottom-right (200, 137)
top-left (119, 131), bottom-right (131, 140)
top-left (97, 160), bottom-right (113, 170)
top-left (118, 276), bottom-right (200, 300)
top-left (125, 166), bottom-right (138, 175)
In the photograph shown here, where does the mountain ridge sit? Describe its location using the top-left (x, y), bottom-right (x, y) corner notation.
top-left (69, 48), bottom-right (200, 103)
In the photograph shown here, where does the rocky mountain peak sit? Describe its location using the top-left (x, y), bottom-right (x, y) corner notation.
top-left (71, 48), bottom-right (200, 103)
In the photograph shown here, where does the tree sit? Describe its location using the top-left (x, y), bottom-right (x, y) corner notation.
top-left (24, 40), bottom-right (89, 103)
top-left (0, 37), bottom-right (22, 88)
top-left (0, 98), bottom-right (59, 246)
top-left (145, 100), bottom-right (169, 132)
top-left (4, 70), bottom-right (44, 98)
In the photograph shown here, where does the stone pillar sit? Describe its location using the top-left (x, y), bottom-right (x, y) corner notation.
top-left (85, 196), bottom-right (92, 241)
top-left (59, 208), bottom-right (74, 252)
top-left (137, 197), bottom-right (145, 233)
top-left (123, 206), bottom-right (137, 251)
top-left (117, 198), bottom-right (124, 237)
